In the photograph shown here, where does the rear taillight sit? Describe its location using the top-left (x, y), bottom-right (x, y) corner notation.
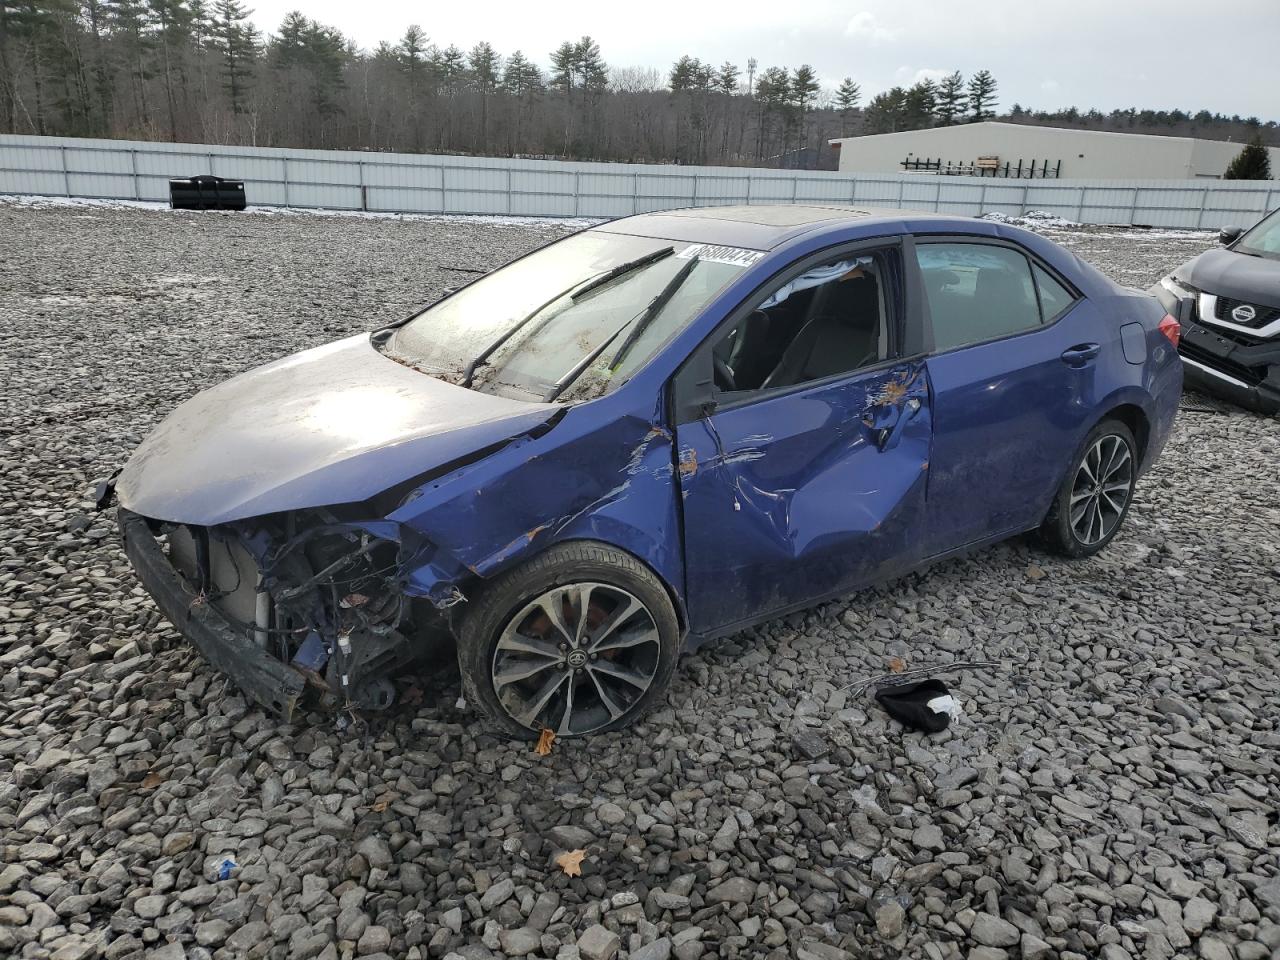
top-left (1159, 314), bottom-right (1181, 347)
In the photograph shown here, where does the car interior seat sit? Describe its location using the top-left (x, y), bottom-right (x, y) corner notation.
top-left (761, 275), bottom-right (882, 389)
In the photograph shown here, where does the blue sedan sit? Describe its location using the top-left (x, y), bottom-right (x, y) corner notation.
top-left (110, 204), bottom-right (1183, 737)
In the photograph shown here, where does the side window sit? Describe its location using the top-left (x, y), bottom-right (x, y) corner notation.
top-left (916, 243), bottom-right (1042, 352)
top-left (711, 249), bottom-right (893, 395)
top-left (1033, 263), bottom-right (1076, 321)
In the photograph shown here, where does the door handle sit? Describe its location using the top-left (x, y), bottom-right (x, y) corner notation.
top-left (1061, 342), bottom-right (1101, 367)
top-left (878, 397), bottom-right (922, 452)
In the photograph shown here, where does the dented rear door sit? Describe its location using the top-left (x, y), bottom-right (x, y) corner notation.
top-left (676, 361), bottom-right (932, 636)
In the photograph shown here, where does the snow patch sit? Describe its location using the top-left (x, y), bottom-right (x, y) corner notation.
top-left (0, 193), bottom-right (602, 229)
top-left (981, 209), bottom-right (1080, 230)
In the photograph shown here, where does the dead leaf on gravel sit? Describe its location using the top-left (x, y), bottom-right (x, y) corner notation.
top-left (534, 728), bottom-right (555, 756)
top-left (140, 772), bottom-right (163, 790)
top-left (888, 657), bottom-right (905, 673)
top-left (555, 849), bottom-right (586, 877)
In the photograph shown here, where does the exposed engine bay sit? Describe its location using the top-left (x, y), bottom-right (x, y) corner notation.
top-left (119, 506), bottom-right (460, 719)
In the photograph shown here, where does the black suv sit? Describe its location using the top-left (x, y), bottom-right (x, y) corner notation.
top-left (1153, 208), bottom-right (1280, 413)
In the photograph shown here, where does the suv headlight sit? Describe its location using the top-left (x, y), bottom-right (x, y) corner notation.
top-left (1159, 275), bottom-right (1198, 299)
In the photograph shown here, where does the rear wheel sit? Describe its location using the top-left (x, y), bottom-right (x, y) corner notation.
top-left (458, 542), bottom-right (681, 739)
top-left (1041, 419), bottom-right (1137, 558)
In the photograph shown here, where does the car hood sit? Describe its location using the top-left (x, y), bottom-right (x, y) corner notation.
top-left (1177, 247), bottom-right (1280, 308)
top-left (116, 334), bottom-right (559, 526)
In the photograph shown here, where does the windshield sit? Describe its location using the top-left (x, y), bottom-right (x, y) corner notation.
top-left (1236, 208), bottom-right (1280, 259)
top-left (382, 232), bottom-right (758, 400)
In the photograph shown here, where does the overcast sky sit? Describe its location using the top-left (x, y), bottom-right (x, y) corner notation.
top-left (246, 0), bottom-right (1280, 120)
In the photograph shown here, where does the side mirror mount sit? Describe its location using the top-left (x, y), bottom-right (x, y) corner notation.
top-left (1219, 225), bottom-right (1244, 246)
top-left (671, 353), bottom-right (718, 424)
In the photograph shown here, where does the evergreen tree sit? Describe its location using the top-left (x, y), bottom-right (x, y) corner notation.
top-left (500, 50), bottom-right (541, 97)
top-left (210, 0), bottom-right (255, 114)
top-left (468, 40), bottom-right (499, 146)
top-left (573, 36), bottom-right (607, 92)
top-left (1224, 136), bottom-right (1272, 179)
top-left (935, 70), bottom-right (963, 125)
top-left (835, 77), bottom-right (860, 113)
top-left (966, 69), bottom-right (997, 121)
top-left (904, 79), bottom-right (935, 130)
top-left (549, 40), bottom-right (575, 94)
top-left (106, 0), bottom-right (155, 128)
top-left (863, 86), bottom-right (908, 134)
top-left (716, 61), bottom-right (739, 95)
top-left (146, 0), bottom-right (194, 140)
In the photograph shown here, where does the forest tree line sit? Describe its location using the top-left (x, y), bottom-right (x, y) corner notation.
top-left (2, 1), bottom-right (1276, 167)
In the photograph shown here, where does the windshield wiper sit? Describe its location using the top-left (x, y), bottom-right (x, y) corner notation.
top-left (541, 255), bottom-right (700, 403)
top-left (459, 246), bottom-right (675, 389)
top-left (608, 254), bottom-right (699, 371)
top-left (570, 246), bottom-right (674, 301)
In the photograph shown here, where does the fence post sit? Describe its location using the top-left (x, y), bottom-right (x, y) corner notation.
top-left (131, 149), bottom-right (140, 200)
top-left (979, 181), bottom-right (988, 216)
top-left (573, 171), bottom-right (580, 216)
top-left (897, 178), bottom-right (904, 206)
top-left (358, 159), bottom-right (366, 212)
top-left (935, 180), bottom-right (943, 213)
top-left (282, 156), bottom-right (290, 208)
top-left (1194, 187), bottom-right (1209, 230)
top-left (692, 173), bottom-right (699, 207)
top-left (506, 168), bottom-right (513, 215)
top-left (60, 145), bottom-right (70, 196)
top-left (1020, 183), bottom-right (1029, 216)
top-left (1129, 188), bottom-right (1139, 227)
top-left (1075, 187), bottom-right (1085, 224)
top-left (791, 176), bottom-right (798, 205)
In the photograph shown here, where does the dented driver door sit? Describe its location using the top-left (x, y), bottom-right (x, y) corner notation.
top-left (675, 361), bottom-right (932, 637)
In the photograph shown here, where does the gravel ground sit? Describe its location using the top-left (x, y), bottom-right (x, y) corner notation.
top-left (2, 199), bottom-right (1278, 960)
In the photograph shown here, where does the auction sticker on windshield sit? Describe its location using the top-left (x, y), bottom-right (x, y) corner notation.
top-left (676, 243), bottom-right (766, 267)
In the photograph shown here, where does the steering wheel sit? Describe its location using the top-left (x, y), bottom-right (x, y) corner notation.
top-left (713, 355), bottom-right (737, 392)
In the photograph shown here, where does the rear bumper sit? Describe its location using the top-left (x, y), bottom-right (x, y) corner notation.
top-left (118, 509), bottom-right (304, 717)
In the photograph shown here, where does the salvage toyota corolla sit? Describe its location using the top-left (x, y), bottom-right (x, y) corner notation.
top-left (108, 204), bottom-right (1182, 738)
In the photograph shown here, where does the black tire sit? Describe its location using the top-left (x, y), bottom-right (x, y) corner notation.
top-left (1041, 418), bottom-right (1138, 558)
top-left (457, 541), bottom-right (682, 740)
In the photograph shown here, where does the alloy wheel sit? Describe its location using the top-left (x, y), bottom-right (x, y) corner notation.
top-left (491, 582), bottom-right (661, 735)
top-left (1069, 434), bottom-right (1133, 546)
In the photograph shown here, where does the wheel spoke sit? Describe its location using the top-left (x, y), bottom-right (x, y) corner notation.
top-left (587, 596), bottom-right (644, 651)
top-left (512, 671), bottom-right (568, 728)
top-left (556, 676), bottom-right (577, 735)
top-left (588, 669), bottom-right (626, 719)
top-left (1103, 444), bottom-right (1130, 480)
top-left (571, 583), bottom-right (594, 645)
top-left (588, 658), bottom-right (651, 689)
top-left (537, 593), bottom-right (575, 646)
top-left (496, 632), bottom-right (561, 660)
top-left (493, 657), bottom-right (560, 688)
top-left (592, 625), bottom-right (660, 654)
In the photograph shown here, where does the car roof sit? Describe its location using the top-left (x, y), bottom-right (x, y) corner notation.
top-left (593, 203), bottom-right (980, 250)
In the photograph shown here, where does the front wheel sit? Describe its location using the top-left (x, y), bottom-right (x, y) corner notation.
top-left (457, 542), bottom-right (681, 740)
top-left (1041, 419), bottom-right (1137, 558)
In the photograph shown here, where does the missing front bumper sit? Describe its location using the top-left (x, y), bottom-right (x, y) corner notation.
top-left (118, 508), bottom-right (306, 717)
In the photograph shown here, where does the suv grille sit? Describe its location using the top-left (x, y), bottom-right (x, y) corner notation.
top-left (1215, 296), bottom-right (1280, 331)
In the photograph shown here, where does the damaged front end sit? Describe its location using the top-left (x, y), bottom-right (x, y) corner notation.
top-left (118, 505), bottom-right (468, 719)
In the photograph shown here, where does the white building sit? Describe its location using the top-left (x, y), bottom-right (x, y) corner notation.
top-left (828, 122), bottom-right (1280, 180)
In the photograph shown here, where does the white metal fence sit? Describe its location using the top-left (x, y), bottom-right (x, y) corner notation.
top-left (2, 133), bottom-right (1276, 230)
